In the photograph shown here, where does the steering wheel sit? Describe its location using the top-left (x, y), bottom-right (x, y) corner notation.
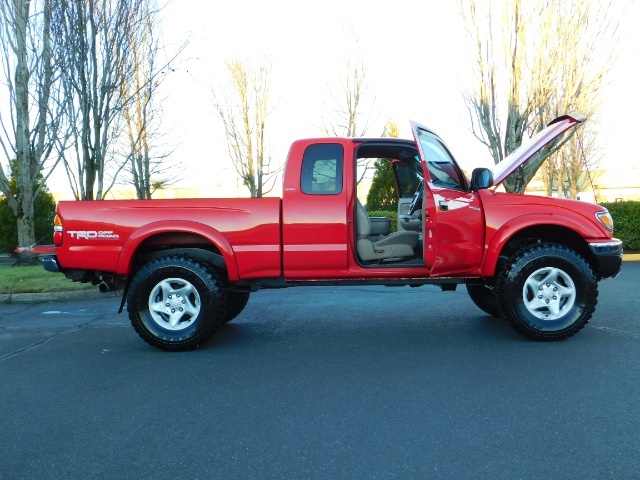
top-left (408, 180), bottom-right (424, 215)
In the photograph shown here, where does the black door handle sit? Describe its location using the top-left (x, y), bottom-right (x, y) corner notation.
top-left (438, 200), bottom-right (448, 211)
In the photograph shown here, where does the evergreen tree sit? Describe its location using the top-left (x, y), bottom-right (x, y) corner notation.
top-left (366, 121), bottom-right (400, 211)
top-left (0, 161), bottom-right (56, 253)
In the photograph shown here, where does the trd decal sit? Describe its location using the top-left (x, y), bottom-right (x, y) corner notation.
top-left (67, 230), bottom-right (120, 240)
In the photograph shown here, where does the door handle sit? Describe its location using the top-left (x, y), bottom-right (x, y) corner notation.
top-left (438, 200), bottom-right (448, 211)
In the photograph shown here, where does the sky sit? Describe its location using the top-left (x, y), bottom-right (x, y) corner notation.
top-left (42, 0), bottom-right (640, 198)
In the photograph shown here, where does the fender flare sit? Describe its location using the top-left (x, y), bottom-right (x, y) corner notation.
top-left (115, 220), bottom-right (240, 281)
top-left (482, 213), bottom-right (597, 277)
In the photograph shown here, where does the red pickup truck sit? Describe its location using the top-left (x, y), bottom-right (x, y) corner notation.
top-left (43, 114), bottom-right (622, 350)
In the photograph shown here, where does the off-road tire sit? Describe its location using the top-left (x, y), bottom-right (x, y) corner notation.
top-left (466, 284), bottom-right (500, 317)
top-left (496, 243), bottom-right (597, 341)
top-left (128, 256), bottom-right (227, 351)
top-left (225, 291), bottom-right (250, 323)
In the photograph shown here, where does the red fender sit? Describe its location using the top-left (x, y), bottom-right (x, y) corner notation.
top-left (116, 220), bottom-right (240, 281)
top-left (482, 213), bottom-right (601, 277)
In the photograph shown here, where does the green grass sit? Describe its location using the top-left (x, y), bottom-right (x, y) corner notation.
top-left (0, 265), bottom-right (96, 294)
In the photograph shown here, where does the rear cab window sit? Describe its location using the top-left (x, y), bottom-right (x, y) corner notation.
top-left (300, 144), bottom-right (344, 195)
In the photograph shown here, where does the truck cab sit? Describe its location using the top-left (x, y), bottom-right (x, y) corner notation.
top-left (281, 115), bottom-right (619, 283)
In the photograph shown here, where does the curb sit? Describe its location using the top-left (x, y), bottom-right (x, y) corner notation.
top-left (0, 289), bottom-right (121, 305)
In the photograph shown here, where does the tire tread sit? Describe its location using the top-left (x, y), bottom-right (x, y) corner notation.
top-left (127, 256), bottom-right (227, 351)
top-left (495, 243), bottom-right (597, 341)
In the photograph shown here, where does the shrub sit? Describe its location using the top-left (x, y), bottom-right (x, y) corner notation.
top-left (0, 192), bottom-right (56, 253)
top-left (600, 201), bottom-right (640, 251)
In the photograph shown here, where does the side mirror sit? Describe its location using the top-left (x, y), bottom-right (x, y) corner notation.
top-left (470, 168), bottom-right (493, 190)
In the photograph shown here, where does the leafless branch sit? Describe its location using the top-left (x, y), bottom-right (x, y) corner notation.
top-left (212, 56), bottom-right (279, 198)
top-left (460, 0), bottom-right (619, 193)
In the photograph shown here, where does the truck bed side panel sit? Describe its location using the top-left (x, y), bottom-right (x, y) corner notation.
top-left (56, 198), bottom-right (282, 279)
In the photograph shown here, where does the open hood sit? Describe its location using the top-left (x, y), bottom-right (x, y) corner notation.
top-left (492, 114), bottom-right (586, 186)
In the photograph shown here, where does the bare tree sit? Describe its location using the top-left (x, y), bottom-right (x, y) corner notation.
top-left (0, 0), bottom-right (65, 254)
top-left (118, 3), bottom-right (182, 199)
top-left (460, 0), bottom-right (618, 193)
top-left (559, 122), bottom-right (602, 200)
top-left (539, 68), bottom-right (603, 201)
top-left (54, 0), bottom-right (149, 200)
top-left (212, 57), bottom-right (278, 198)
top-left (539, 153), bottom-right (561, 197)
top-left (321, 35), bottom-right (379, 184)
top-left (321, 56), bottom-right (373, 138)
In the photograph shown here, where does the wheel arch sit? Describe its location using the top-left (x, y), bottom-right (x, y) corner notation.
top-left (116, 221), bottom-right (240, 281)
top-left (483, 219), bottom-right (599, 278)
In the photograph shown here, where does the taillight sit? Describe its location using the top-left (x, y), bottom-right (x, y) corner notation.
top-left (53, 214), bottom-right (63, 246)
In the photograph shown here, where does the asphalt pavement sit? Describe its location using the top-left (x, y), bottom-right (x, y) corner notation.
top-left (1, 262), bottom-right (639, 478)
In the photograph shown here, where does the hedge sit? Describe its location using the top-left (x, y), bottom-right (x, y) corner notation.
top-left (367, 210), bottom-right (398, 233)
top-left (601, 201), bottom-right (640, 251)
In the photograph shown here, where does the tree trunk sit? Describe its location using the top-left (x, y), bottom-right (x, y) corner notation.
top-left (544, 172), bottom-right (554, 197)
top-left (17, 206), bottom-right (36, 249)
top-left (15, 195), bottom-right (38, 265)
top-left (503, 170), bottom-right (528, 194)
top-left (14, 1), bottom-right (37, 260)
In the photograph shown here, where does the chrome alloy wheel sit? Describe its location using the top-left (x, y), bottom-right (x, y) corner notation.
top-left (148, 277), bottom-right (201, 331)
top-left (522, 267), bottom-right (576, 320)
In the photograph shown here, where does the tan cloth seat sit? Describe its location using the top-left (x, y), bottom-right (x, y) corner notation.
top-left (356, 199), bottom-right (419, 262)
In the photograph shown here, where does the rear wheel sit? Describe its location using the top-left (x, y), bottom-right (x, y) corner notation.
top-left (466, 284), bottom-right (500, 317)
top-left (128, 256), bottom-right (227, 351)
top-left (496, 244), bottom-right (597, 341)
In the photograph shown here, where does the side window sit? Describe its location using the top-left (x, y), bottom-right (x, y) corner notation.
top-left (300, 144), bottom-right (344, 195)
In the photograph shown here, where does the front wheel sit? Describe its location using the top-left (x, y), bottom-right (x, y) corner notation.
top-left (128, 256), bottom-right (227, 351)
top-left (466, 284), bottom-right (500, 317)
top-left (496, 244), bottom-right (597, 341)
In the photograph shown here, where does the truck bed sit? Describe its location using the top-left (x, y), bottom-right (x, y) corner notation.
top-left (55, 198), bottom-right (283, 279)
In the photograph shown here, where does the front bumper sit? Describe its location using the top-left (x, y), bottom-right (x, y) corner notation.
top-left (588, 239), bottom-right (623, 278)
